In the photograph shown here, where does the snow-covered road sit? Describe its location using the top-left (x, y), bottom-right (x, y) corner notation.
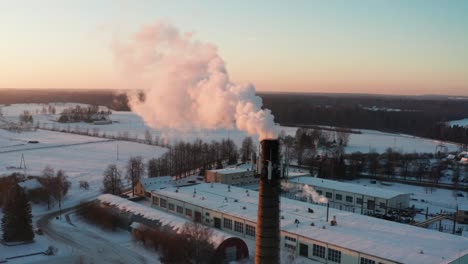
top-left (36, 208), bottom-right (149, 264)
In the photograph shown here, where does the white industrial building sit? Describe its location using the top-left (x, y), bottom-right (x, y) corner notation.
top-left (284, 177), bottom-right (410, 214)
top-left (205, 166), bottom-right (258, 186)
top-left (148, 182), bottom-right (468, 264)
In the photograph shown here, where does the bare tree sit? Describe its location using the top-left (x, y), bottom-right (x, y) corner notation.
top-left (147, 158), bottom-right (159, 178)
top-left (102, 164), bottom-right (123, 195)
top-left (336, 130), bottom-right (350, 146)
top-left (126, 157), bottom-right (145, 196)
top-left (52, 170), bottom-right (71, 217)
top-left (240, 136), bottom-right (254, 163)
top-left (41, 165), bottom-right (55, 210)
top-left (144, 129), bottom-right (153, 144)
top-left (180, 222), bottom-right (215, 264)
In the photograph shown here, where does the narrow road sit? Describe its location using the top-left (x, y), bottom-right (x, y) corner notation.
top-left (37, 207), bottom-right (148, 264)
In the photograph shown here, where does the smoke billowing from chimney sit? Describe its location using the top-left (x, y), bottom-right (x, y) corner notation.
top-left (113, 21), bottom-right (278, 140)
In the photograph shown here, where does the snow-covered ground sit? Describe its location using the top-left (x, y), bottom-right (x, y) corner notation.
top-left (1, 103), bottom-right (461, 154)
top-left (0, 139), bottom-right (167, 205)
top-left (281, 126), bottom-right (460, 154)
top-left (448, 118), bottom-right (468, 128)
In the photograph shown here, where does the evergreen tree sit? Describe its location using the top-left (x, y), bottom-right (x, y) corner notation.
top-left (1, 185), bottom-right (34, 242)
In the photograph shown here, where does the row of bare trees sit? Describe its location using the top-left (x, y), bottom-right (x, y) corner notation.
top-left (102, 156), bottom-right (145, 196)
top-left (58, 105), bottom-right (111, 123)
top-left (132, 221), bottom-right (217, 264)
top-left (147, 138), bottom-right (240, 179)
top-left (282, 128), bottom-right (350, 166)
top-left (102, 137), bottom-right (254, 196)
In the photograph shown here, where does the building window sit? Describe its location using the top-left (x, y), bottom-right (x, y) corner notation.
top-left (346, 196), bottom-right (353, 202)
top-left (176, 206), bottom-right (183, 214)
top-left (168, 203), bottom-right (175, 211)
top-left (224, 218), bottom-right (233, 230)
top-left (153, 196), bottom-right (159, 205)
top-left (285, 243), bottom-right (296, 250)
top-left (312, 244), bottom-right (326, 259)
top-left (356, 198), bottom-right (363, 204)
top-left (325, 192), bottom-right (332, 198)
top-left (360, 257), bottom-right (376, 264)
top-left (317, 190), bottom-right (323, 195)
top-left (160, 198), bottom-right (167, 208)
top-left (379, 202), bottom-right (386, 209)
top-left (234, 221), bottom-right (244, 233)
top-left (327, 248), bottom-right (341, 263)
top-left (335, 194), bottom-right (342, 200)
top-left (285, 236), bottom-right (297, 242)
top-left (246, 224), bottom-right (256, 237)
top-left (367, 200), bottom-right (375, 210)
top-left (205, 212), bottom-right (210, 216)
top-left (185, 208), bottom-right (192, 217)
top-left (299, 243), bottom-right (308, 257)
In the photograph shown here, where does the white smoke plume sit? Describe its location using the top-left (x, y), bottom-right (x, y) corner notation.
top-left (299, 184), bottom-right (328, 204)
top-left (113, 21), bottom-right (278, 140)
top-left (281, 181), bottom-right (328, 204)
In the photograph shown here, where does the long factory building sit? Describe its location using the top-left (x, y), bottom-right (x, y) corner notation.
top-left (283, 177), bottom-right (411, 214)
top-left (147, 182), bottom-right (467, 264)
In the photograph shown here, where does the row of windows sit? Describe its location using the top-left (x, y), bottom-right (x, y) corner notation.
top-left (234, 221), bottom-right (244, 233)
top-left (312, 190), bottom-right (388, 208)
top-left (245, 224), bottom-right (256, 237)
top-left (284, 243), bottom-right (296, 250)
top-left (285, 236), bottom-right (297, 242)
top-left (299, 243), bottom-right (341, 263)
top-left (360, 257), bottom-right (376, 264)
top-left (224, 218), bottom-right (232, 229)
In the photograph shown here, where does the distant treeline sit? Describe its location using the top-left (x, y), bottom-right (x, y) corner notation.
top-left (260, 93), bottom-right (468, 145)
top-left (2, 89), bottom-right (468, 144)
top-left (0, 89), bottom-right (130, 111)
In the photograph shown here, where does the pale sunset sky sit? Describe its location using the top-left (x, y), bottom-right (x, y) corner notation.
top-left (0, 0), bottom-right (467, 95)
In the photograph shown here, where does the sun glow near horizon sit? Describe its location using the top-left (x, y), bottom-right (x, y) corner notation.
top-left (0, 0), bottom-right (467, 96)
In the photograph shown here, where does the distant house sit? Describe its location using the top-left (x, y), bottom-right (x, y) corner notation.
top-left (205, 166), bottom-right (257, 186)
top-left (18, 178), bottom-right (42, 192)
top-left (134, 176), bottom-right (174, 197)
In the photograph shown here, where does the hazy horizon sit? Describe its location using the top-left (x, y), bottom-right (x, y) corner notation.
top-left (1, 0), bottom-right (467, 96)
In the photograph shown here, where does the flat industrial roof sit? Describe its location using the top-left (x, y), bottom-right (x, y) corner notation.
top-left (208, 167), bottom-right (253, 175)
top-left (153, 183), bottom-right (467, 264)
top-left (288, 176), bottom-right (407, 199)
top-left (459, 203), bottom-right (468, 211)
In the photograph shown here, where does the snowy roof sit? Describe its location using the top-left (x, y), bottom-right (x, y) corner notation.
top-left (97, 194), bottom-right (231, 247)
top-left (139, 176), bottom-right (174, 191)
top-left (140, 176), bottom-right (173, 186)
top-left (288, 177), bottom-right (407, 199)
top-left (153, 183), bottom-right (468, 264)
top-left (208, 167), bottom-right (253, 175)
top-left (459, 203), bottom-right (468, 212)
top-left (18, 178), bottom-right (42, 190)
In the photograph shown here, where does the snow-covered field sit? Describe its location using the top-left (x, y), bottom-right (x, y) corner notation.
top-left (1, 103), bottom-right (460, 154)
top-left (448, 118), bottom-right (468, 128)
top-left (281, 126), bottom-right (460, 154)
top-left (0, 139), bottom-right (167, 204)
